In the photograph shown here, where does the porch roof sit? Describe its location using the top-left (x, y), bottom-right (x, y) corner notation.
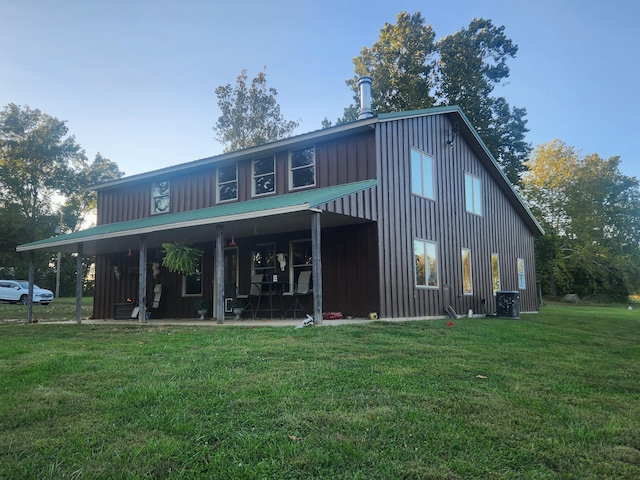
top-left (17, 179), bottom-right (378, 255)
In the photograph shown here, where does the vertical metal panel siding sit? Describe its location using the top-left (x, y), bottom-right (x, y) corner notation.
top-left (376, 115), bottom-right (539, 318)
top-left (97, 132), bottom-right (376, 225)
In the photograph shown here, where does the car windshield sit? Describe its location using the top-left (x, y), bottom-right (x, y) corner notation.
top-left (17, 281), bottom-right (40, 289)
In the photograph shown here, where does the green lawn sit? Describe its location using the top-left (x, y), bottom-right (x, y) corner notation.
top-left (1, 303), bottom-right (638, 479)
top-left (0, 297), bottom-right (93, 323)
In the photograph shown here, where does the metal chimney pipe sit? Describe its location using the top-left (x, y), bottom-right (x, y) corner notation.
top-left (357, 76), bottom-right (373, 119)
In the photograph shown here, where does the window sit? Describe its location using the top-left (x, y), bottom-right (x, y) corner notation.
top-left (465, 173), bottom-right (482, 215)
top-left (290, 239), bottom-right (312, 288)
top-left (491, 253), bottom-right (501, 294)
top-left (182, 256), bottom-right (203, 296)
top-left (253, 156), bottom-right (275, 196)
top-left (517, 258), bottom-right (526, 289)
top-left (290, 146), bottom-right (315, 189)
top-left (411, 148), bottom-right (435, 199)
top-left (414, 239), bottom-right (439, 288)
top-left (462, 248), bottom-right (473, 295)
top-left (252, 243), bottom-right (276, 276)
top-left (217, 164), bottom-right (237, 202)
top-left (151, 181), bottom-right (170, 214)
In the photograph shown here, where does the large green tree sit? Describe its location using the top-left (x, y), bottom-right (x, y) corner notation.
top-left (213, 68), bottom-right (299, 152)
top-left (348, 12), bottom-right (437, 113)
top-left (342, 13), bottom-right (530, 184)
top-left (522, 140), bottom-right (640, 301)
top-left (0, 103), bottom-right (86, 223)
top-left (0, 104), bottom-right (121, 286)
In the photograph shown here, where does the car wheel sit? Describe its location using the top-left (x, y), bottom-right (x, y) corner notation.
top-left (19, 295), bottom-right (28, 305)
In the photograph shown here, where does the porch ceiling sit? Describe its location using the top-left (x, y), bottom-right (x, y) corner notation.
top-left (17, 179), bottom-right (377, 255)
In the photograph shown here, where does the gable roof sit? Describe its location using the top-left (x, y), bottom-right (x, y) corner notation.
top-left (17, 180), bottom-right (378, 254)
top-left (89, 106), bottom-right (542, 236)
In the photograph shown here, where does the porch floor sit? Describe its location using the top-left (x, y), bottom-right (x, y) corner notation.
top-left (31, 317), bottom-right (378, 327)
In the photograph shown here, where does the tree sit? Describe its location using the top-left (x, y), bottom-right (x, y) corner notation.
top-left (344, 13), bottom-right (530, 184)
top-left (63, 152), bottom-right (124, 232)
top-left (522, 140), bottom-right (640, 301)
top-left (0, 103), bottom-right (86, 223)
top-left (213, 68), bottom-right (299, 152)
top-left (348, 12), bottom-right (437, 114)
top-left (436, 18), bottom-right (530, 182)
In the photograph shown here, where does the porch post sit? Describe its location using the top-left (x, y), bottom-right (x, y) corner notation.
top-left (75, 243), bottom-right (83, 323)
top-left (26, 252), bottom-right (34, 324)
top-left (311, 212), bottom-right (323, 326)
top-left (138, 236), bottom-right (147, 324)
top-left (215, 225), bottom-right (224, 324)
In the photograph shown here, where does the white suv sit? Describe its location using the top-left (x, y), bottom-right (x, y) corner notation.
top-left (0, 280), bottom-right (54, 305)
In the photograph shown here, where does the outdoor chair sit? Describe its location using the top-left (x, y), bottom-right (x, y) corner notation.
top-left (283, 270), bottom-right (312, 318)
top-left (236, 274), bottom-right (263, 319)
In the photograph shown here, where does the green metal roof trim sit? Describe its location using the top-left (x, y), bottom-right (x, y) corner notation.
top-left (17, 179), bottom-right (378, 252)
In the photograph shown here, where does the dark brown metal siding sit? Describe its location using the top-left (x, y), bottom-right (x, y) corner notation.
top-left (322, 223), bottom-right (380, 317)
top-left (96, 131), bottom-right (376, 225)
top-left (376, 116), bottom-right (539, 318)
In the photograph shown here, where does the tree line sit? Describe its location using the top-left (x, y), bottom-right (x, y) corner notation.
top-left (0, 104), bottom-right (123, 295)
top-left (2, 11), bottom-right (638, 301)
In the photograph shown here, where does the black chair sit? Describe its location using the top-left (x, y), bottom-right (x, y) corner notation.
top-left (236, 274), bottom-right (263, 319)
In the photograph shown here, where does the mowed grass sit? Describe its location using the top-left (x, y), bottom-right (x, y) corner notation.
top-left (1, 304), bottom-right (638, 479)
top-left (0, 297), bottom-right (93, 323)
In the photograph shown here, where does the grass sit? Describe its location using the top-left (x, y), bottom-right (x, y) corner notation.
top-left (0, 303), bottom-right (639, 479)
top-left (0, 297), bottom-right (94, 323)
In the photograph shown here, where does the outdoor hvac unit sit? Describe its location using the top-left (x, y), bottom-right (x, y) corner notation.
top-left (496, 291), bottom-right (520, 318)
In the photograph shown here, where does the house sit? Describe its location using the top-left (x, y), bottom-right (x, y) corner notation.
top-left (18, 78), bottom-right (544, 323)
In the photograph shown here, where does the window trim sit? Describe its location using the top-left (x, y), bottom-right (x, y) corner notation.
top-left (289, 146), bottom-right (316, 190)
top-left (491, 253), bottom-right (501, 294)
top-left (414, 238), bottom-right (439, 289)
top-left (251, 242), bottom-right (276, 277)
top-left (252, 155), bottom-right (276, 197)
top-left (182, 255), bottom-right (203, 297)
top-left (462, 247), bottom-right (473, 295)
top-left (411, 147), bottom-right (435, 200)
top-left (517, 258), bottom-right (526, 290)
top-left (217, 163), bottom-right (238, 203)
top-left (151, 180), bottom-right (170, 215)
top-left (465, 172), bottom-right (482, 216)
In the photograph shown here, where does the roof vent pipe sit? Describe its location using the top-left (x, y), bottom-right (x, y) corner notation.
top-left (357, 76), bottom-right (374, 120)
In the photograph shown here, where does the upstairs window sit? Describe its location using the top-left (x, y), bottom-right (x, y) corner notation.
top-left (465, 173), bottom-right (482, 215)
top-left (411, 148), bottom-right (435, 199)
top-left (253, 156), bottom-right (275, 196)
top-left (414, 239), bottom-right (439, 288)
top-left (289, 146), bottom-right (315, 189)
top-left (151, 181), bottom-right (170, 214)
top-left (217, 164), bottom-right (238, 202)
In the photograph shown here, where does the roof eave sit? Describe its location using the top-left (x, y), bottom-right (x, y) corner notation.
top-left (91, 117), bottom-right (379, 191)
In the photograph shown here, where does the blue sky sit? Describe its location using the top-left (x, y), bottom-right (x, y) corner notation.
top-left (1, 0), bottom-right (638, 180)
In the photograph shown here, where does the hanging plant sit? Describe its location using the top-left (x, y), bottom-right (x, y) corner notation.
top-left (161, 241), bottom-right (203, 276)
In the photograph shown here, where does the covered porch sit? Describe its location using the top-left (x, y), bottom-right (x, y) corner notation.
top-left (17, 180), bottom-right (379, 325)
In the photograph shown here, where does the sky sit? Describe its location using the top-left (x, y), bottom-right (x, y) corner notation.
top-left (1, 0), bottom-right (639, 181)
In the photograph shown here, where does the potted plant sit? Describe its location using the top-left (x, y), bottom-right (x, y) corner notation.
top-left (194, 298), bottom-right (210, 320)
top-left (161, 241), bottom-right (203, 276)
top-left (231, 297), bottom-right (248, 320)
